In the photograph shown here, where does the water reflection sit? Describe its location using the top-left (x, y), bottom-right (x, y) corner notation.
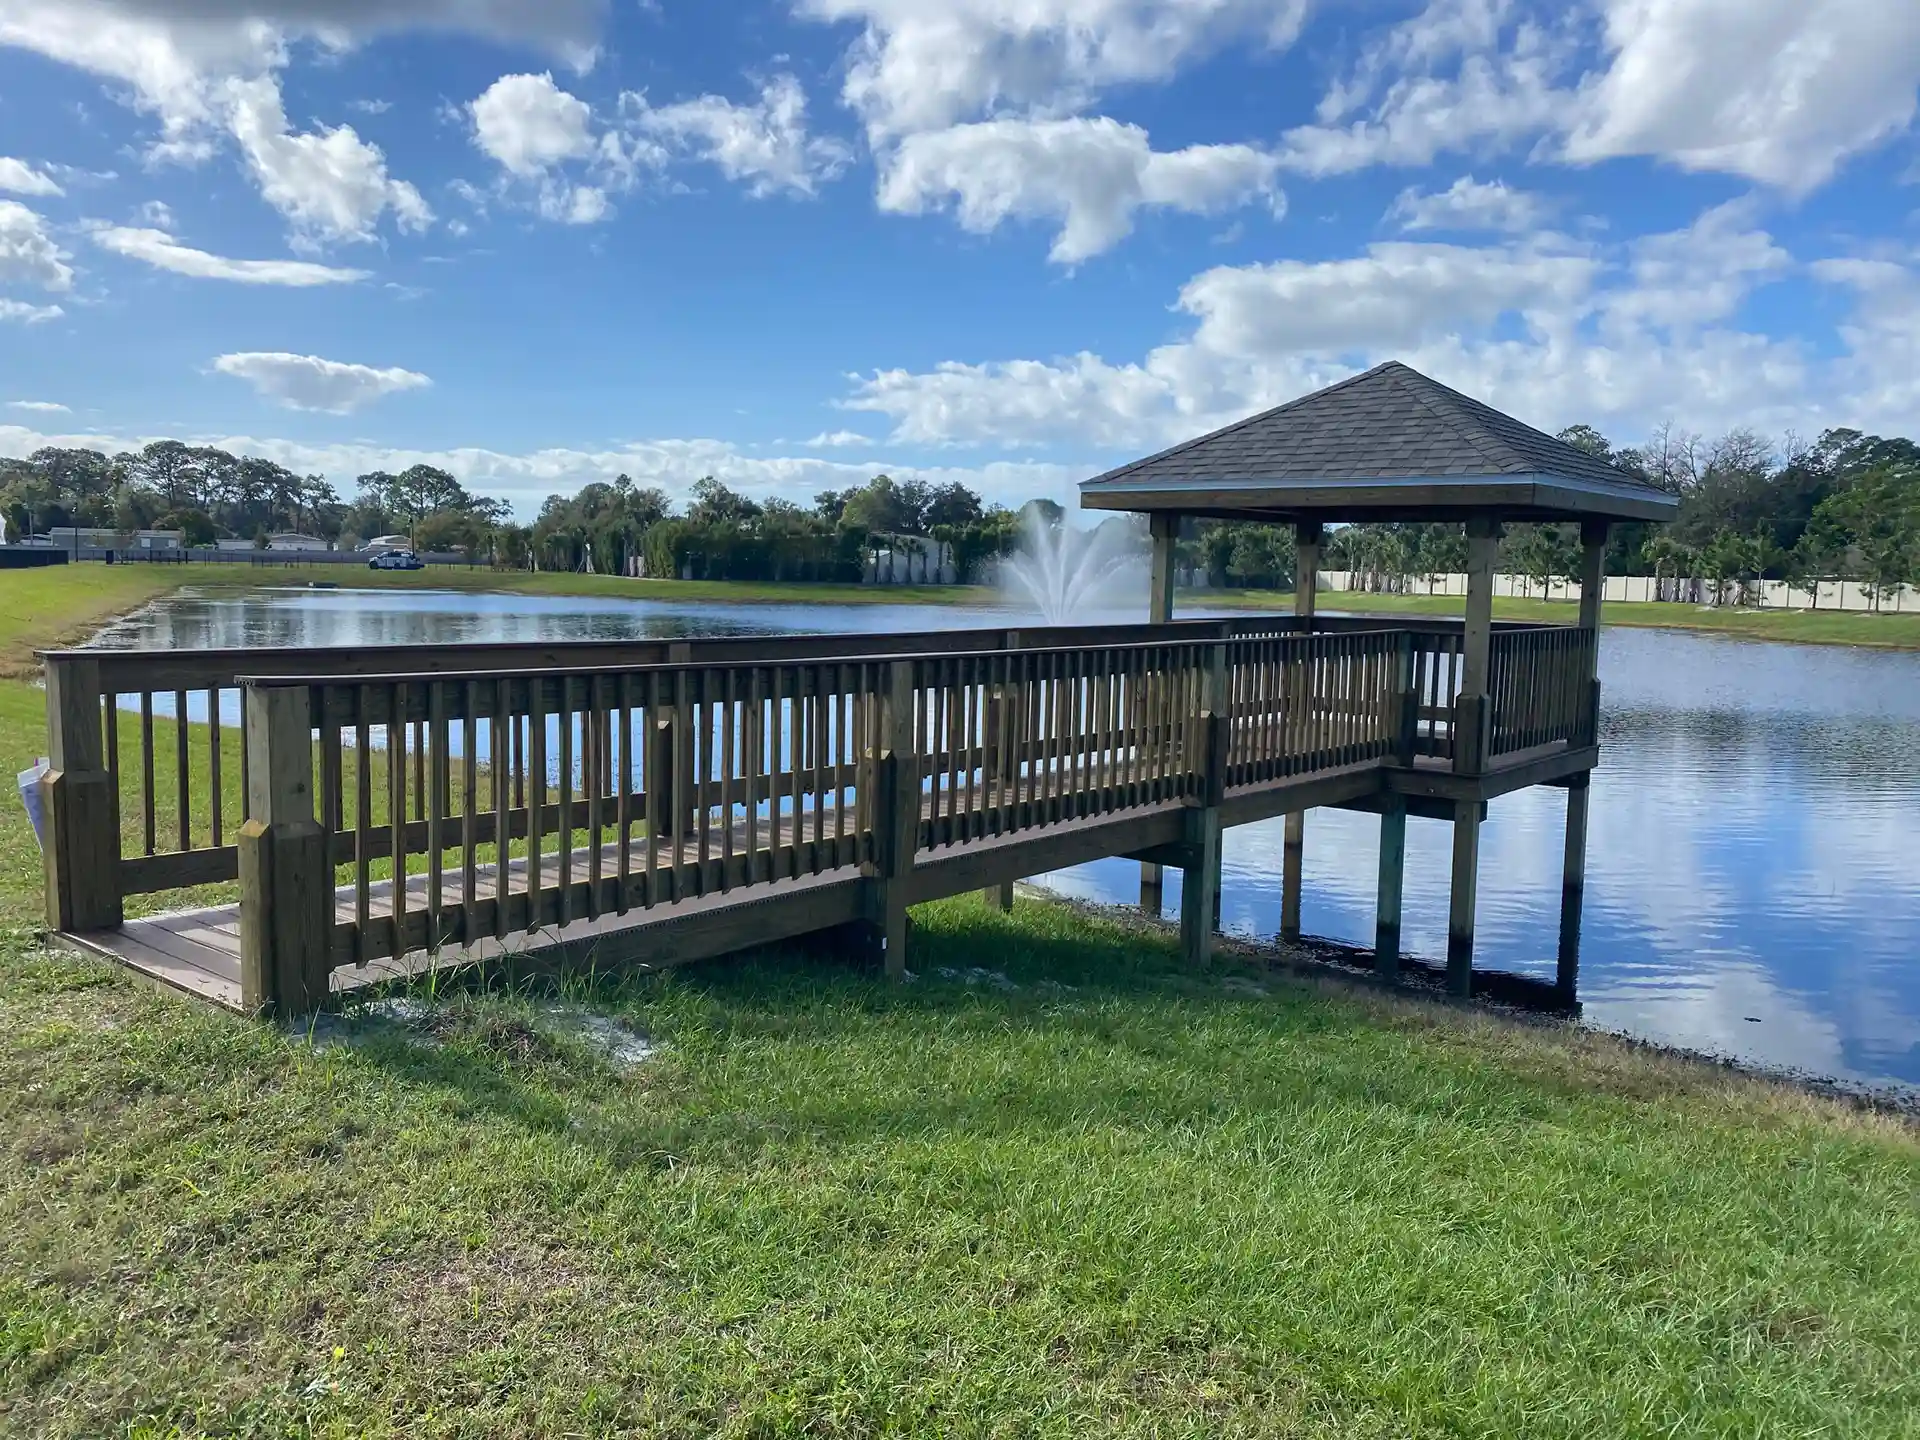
top-left (89, 590), bottom-right (1920, 1090)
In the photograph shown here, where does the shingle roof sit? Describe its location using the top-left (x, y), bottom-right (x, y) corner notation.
top-left (1083, 362), bottom-right (1667, 496)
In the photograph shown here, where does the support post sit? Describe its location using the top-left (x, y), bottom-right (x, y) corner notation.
top-left (1280, 521), bottom-right (1322, 942)
top-left (1374, 800), bottom-right (1406, 983)
top-left (1141, 513), bottom-right (1178, 916)
top-left (1557, 773), bottom-right (1590, 1002)
top-left (1179, 641), bottom-right (1228, 967)
top-left (1446, 798), bottom-right (1481, 998)
top-left (41, 655), bottom-right (122, 933)
top-left (1452, 517), bottom-right (1499, 775)
top-left (876, 661), bottom-right (918, 980)
top-left (1577, 520), bottom-right (1608, 747)
top-left (238, 683), bottom-right (331, 1017)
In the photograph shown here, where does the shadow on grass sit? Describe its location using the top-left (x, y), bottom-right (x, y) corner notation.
top-left (320, 895), bottom-right (1570, 1174)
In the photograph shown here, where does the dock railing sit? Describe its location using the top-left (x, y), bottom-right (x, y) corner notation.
top-left (40, 615), bottom-right (1598, 985)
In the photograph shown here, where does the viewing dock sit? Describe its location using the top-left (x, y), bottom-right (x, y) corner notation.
top-left (39, 362), bottom-right (1674, 1016)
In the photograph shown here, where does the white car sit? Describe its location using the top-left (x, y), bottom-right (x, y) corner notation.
top-left (367, 549), bottom-right (425, 571)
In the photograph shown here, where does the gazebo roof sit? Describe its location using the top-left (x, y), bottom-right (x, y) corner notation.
top-left (1080, 361), bottom-right (1677, 524)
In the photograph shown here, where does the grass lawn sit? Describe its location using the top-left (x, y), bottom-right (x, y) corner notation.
top-left (0, 566), bottom-right (1916, 1434)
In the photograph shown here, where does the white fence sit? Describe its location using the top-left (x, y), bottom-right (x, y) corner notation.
top-left (1315, 570), bottom-right (1920, 614)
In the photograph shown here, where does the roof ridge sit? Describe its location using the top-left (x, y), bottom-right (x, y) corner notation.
top-left (1086, 362), bottom-right (1401, 487)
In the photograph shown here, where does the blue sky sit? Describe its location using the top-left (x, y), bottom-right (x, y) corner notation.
top-left (1, 0), bottom-right (1917, 517)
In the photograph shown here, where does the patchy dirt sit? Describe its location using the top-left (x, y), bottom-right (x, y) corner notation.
top-left (289, 996), bottom-right (655, 1073)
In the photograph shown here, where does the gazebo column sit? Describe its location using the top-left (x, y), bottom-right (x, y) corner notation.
top-left (1446, 516), bottom-right (1500, 996)
top-left (1140, 512), bottom-right (1179, 917)
top-left (1557, 520), bottom-right (1609, 1002)
top-left (1280, 521), bottom-right (1321, 942)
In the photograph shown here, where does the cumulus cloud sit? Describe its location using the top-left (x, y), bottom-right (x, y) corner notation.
top-left (837, 205), bottom-right (1903, 451)
top-left (90, 224), bottom-right (367, 284)
top-left (627, 74), bottom-right (851, 197)
top-left (7, 399), bottom-right (70, 411)
top-left (0, 200), bottom-right (74, 290)
top-left (802, 430), bottom-right (872, 447)
top-left (471, 71), bottom-right (597, 177)
top-left (0, 299), bottom-right (62, 323)
top-left (798, 0), bottom-right (1311, 140)
top-left (879, 116), bottom-right (1281, 263)
top-left (212, 351), bottom-right (431, 413)
top-left (0, 157), bottom-right (63, 196)
top-left (225, 75), bottom-right (430, 246)
top-left (1564, 0), bottom-right (1920, 192)
top-left (1387, 175), bottom-right (1549, 233)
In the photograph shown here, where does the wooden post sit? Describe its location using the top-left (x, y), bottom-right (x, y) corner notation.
top-left (1280, 521), bottom-right (1322, 942)
top-left (982, 632), bottom-right (1018, 913)
top-left (1578, 520), bottom-right (1608, 747)
top-left (1180, 641), bottom-right (1228, 967)
top-left (1453, 517), bottom-right (1499, 775)
top-left (1374, 800), bottom-right (1406, 983)
top-left (876, 661), bottom-right (918, 979)
top-left (1446, 798), bottom-right (1481, 997)
top-left (41, 655), bottom-right (122, 933)
top-left (1557, 774), bottom-right (1590, 1001)
top-left (1141, 513), bottom-right (1178, 916)
top-left (237, 683), bottom-right (331, 1017)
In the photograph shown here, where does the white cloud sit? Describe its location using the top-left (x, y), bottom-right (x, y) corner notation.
top-left (7, 399), bottom-right (70, 412)
top-left (0, 200), bottom-right (74, 290)
top-left (0, 416), bottom-right (1085, 516)
top-left (90, 224), bottom-right (367, 284)
top-left (212, 351), bottom-right (431, 413)
top-left (0, 1), bottom-right (602, 162)
top-left (1564, 0), bottom-right (1920, 192)
top-left (628, 74), bottom-right (851, 197)
top-left (802, 429), bottom-right (872, 447)
top-left (878, 116), bottom-right (1281, 263)
top-left (1387, 175), bottom-right (1548, 232)
top-left (0, 157), bottom-right (63, 196)
top-left (471, 71), bottom-right (596, 177)
top-left (0, 299), bottom-right (62, 323)
top-left (225, 75), bottom-right (430, 247)
top-left (838, 205), bottom-right (1902, 451)
top-left (798, 0), bottom-right (1311, 141)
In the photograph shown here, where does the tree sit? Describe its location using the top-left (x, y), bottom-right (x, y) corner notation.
top-left (1808, 464), bottom-right (1920, 610)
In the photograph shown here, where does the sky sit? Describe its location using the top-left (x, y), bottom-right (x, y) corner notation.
top-left (0, 0), bottom-right (1917, 519)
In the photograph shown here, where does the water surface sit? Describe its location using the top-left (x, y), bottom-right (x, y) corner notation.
top-left (91, 587), bottom-right (1920, 1092)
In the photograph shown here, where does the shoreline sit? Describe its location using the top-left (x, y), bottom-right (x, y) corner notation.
top-left (1022, 883), bottom-right (1920, 1122)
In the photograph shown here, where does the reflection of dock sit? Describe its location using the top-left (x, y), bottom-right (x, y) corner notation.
top-left (41, 362), bottom-right (1674, 1018)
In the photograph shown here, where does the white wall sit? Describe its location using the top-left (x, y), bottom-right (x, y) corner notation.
top-left (1316, 570), bottom-right (1918, 613)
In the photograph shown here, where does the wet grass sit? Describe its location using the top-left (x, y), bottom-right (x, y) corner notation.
top-left (1, 903), bottom-right (1916, 1436)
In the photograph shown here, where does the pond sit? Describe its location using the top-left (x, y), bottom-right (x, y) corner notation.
top-left (90, 586), bottom-right (1920, 1095)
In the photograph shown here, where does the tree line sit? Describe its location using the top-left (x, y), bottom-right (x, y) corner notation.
top-left (5, 419), bottom-right (1916, 601)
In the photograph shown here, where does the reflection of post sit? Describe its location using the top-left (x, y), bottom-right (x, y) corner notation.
top-left (1280, 520), bottom-right (1321, 942)
top-left (1141, 513), bottom-right (1177, 917)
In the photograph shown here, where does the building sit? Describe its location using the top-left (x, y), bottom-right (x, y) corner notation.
top-left (31, 527), bottom-right (184, 551)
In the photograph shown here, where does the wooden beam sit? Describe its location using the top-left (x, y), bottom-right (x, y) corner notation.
top-left (1446, 797), bottom-right (1481, 998)
top-left (1557, 773), bottom-right (1591, 1001)
top-left (1374, 799), bottom-right (1406, 983)
top-left (42, 655), bottom-right (122, 933)
top-left (237, 683), bottom-right (331, 1017)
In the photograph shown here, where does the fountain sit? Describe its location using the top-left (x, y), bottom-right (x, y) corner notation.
top-left (999, 513), bottom-right (1148, 625)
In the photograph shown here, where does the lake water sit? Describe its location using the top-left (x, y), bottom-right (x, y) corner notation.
top-left (92, 587), bottom-right (1920, 1094)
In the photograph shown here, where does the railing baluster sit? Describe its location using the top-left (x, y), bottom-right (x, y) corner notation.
top-left (389, 682), bottom-right (408, 956)
top-left (354, 684), bottom-right (371, 966)
top-left (208, 688), bottom-right (223, 849)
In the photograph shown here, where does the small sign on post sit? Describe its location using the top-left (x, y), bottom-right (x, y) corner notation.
top-left (17, 757), bottom-right (48, 852)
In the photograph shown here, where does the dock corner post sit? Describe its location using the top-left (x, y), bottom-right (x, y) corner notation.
top-left (1277, 522), bottom-right (1322, 939)
top-left (1374, 797), bottom-right (1407, 983)
top-left (41, 654), bottom-right (122, 934)
top-left (237, 682), bottom-right (331, 1019)
top-left (1142, 514), bottom-right (1179, 915)
top-left (876, 661), bottom-right (918, 980)
top-left (981, 639), bottom-right (1016, 913)
top-left (1446, 798), bottom-right (1482, 998)
top-left (1452, 516), bottom-right (1501, 777)
top-left (1557, 773), bottom-right (1591, 1002)
top-left (1180, 642), bottom-right (1228, 967)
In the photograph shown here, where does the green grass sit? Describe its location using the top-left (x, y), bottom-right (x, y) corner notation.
top-left (0, 566), bottom-right (1917, 1434)
top-left (1205, 586), bottom-right (1920, 649)
top-left (2, 910), bottom-right (1916, 1436)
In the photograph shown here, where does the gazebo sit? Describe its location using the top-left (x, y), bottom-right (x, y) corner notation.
top-left (1082, 361), bottom-right (1677, 994)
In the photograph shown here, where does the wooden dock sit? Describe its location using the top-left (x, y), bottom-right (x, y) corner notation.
top-left (40, 616), bottom-right (1601, 1016)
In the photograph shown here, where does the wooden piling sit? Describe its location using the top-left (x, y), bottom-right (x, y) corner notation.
top-left (1179, 642), bottom-right (1228, 967)
top-left (1557, 774), bottom-right (1590, 1000)
top-left (877, 661), bottom-right (918, 979)
top-left (1446, 798), bottom-right (1481, 997)
top-left (1280, 521), bottom-right (1321, 941)
top-left (1374, 799), bottom-right (1406, 982)
top-left (1141, 515), bottom-right (1177, 915)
